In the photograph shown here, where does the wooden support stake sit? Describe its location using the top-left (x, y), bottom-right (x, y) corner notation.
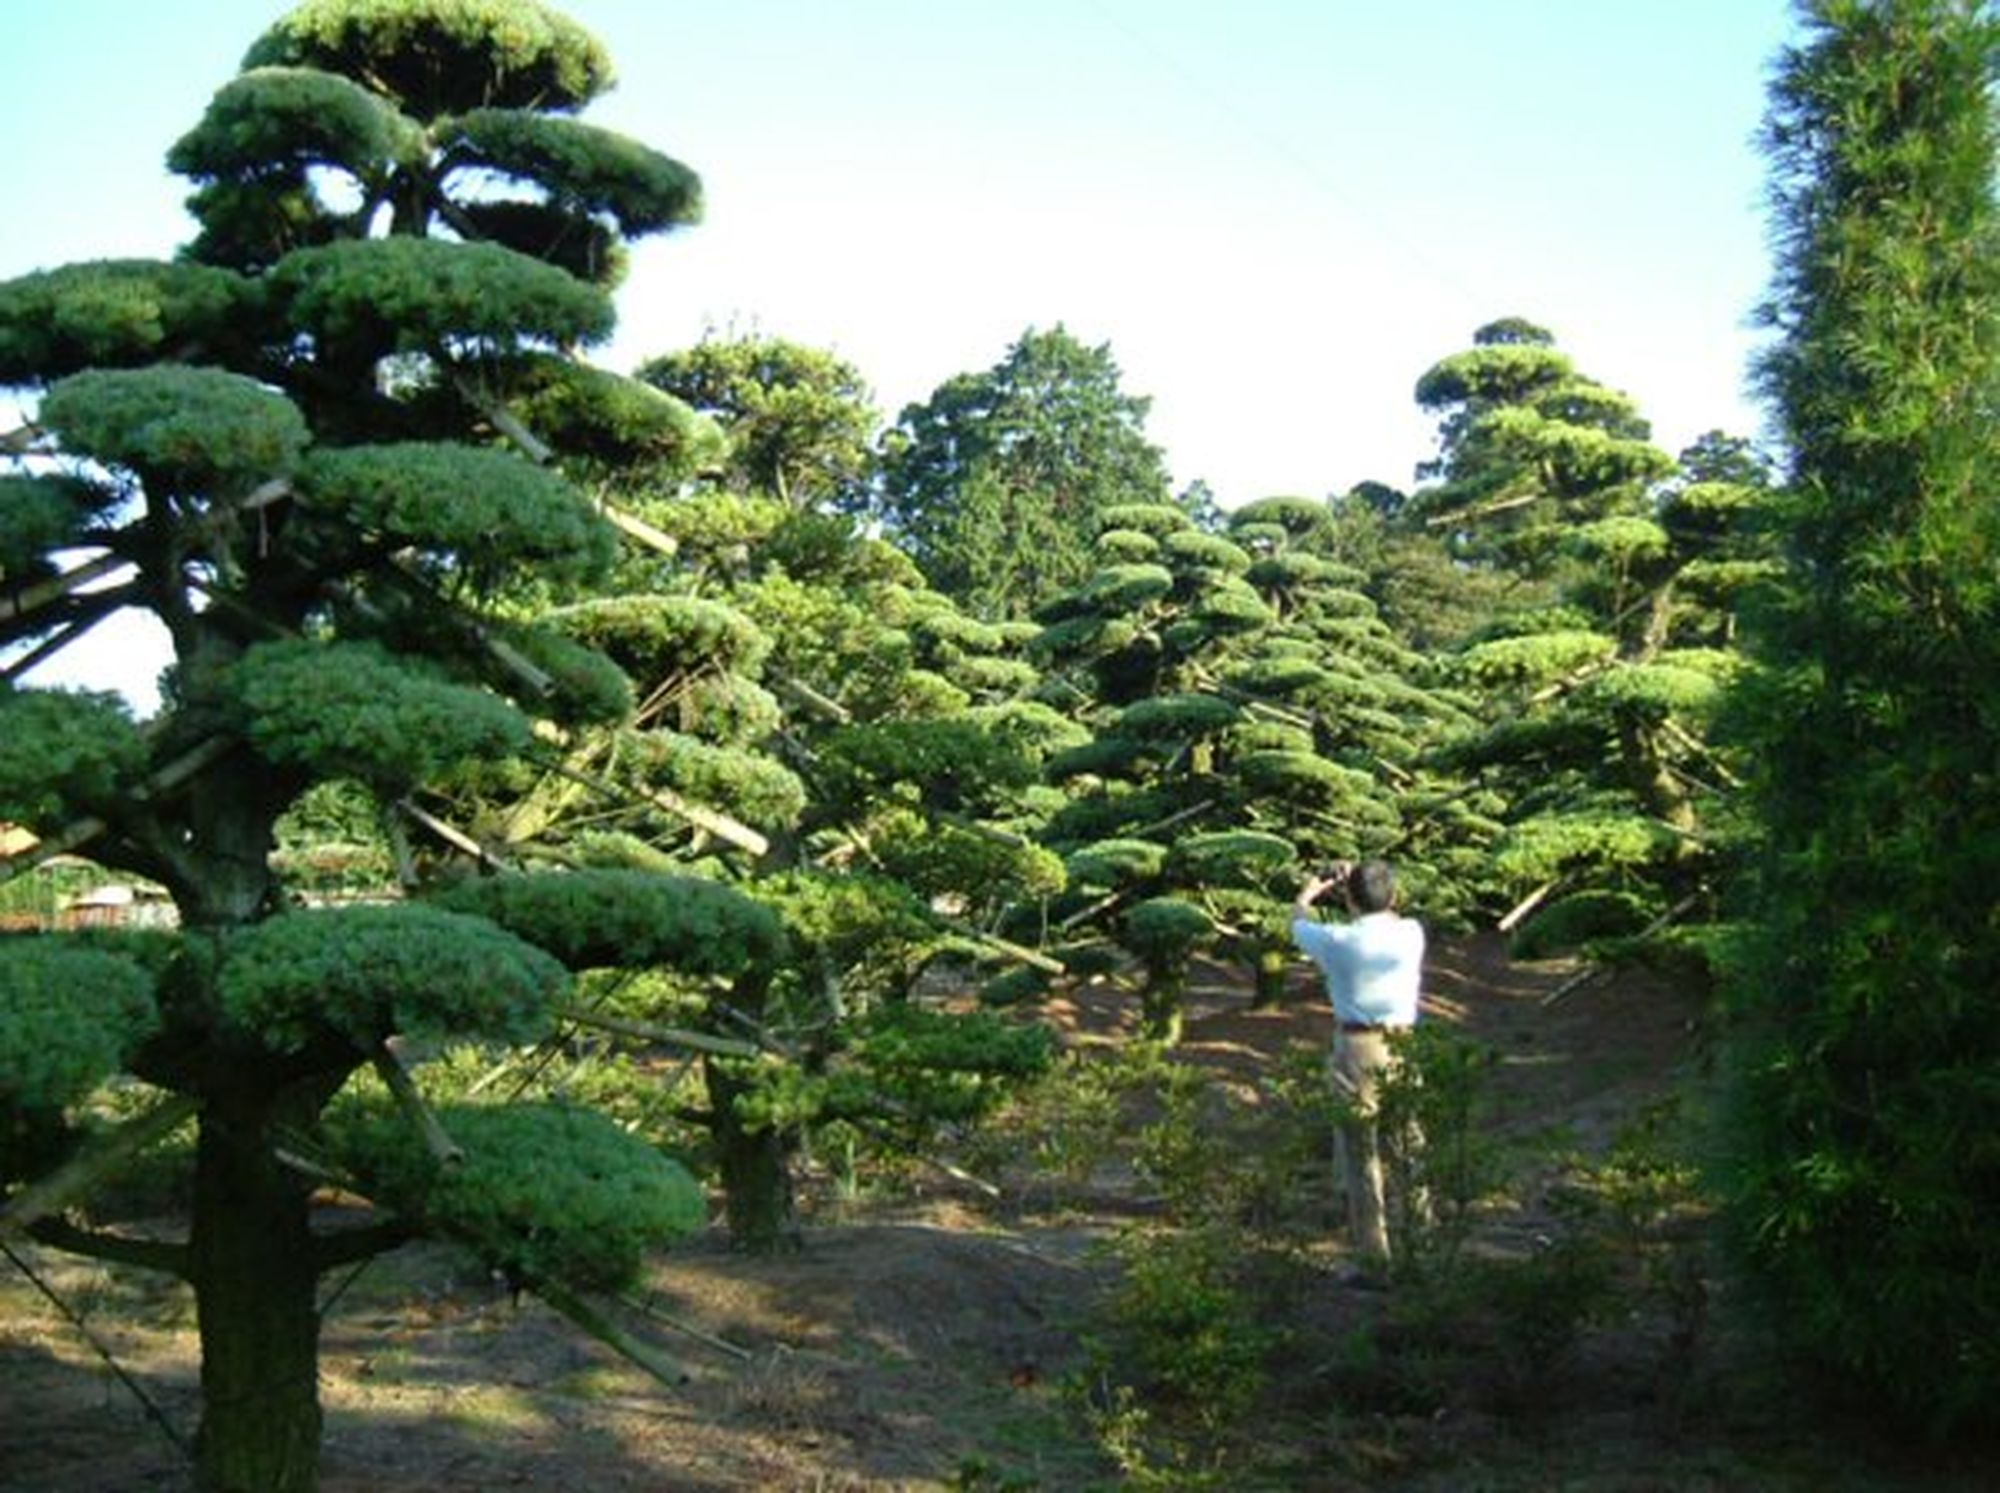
top-left (555, 1005), bottom-right (762, 1060)
top-left (372, 1046), bottom-right (464, 1167)
top-left (534, 1277), bottom-right (690, 1387)
top-left (396, 797), bottom-right (509, 870)
top-left (542, 758), bottom-right (769, 858)
top-left (0, 1096), bottom-right (200, 1238)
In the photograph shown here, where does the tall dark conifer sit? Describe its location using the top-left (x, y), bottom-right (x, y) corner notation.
top-left (1719, 0), bottom-right (2000, 1433)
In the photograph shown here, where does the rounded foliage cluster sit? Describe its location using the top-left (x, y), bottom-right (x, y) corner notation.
top-left (169, 66), bottom-right (427, 181)
top-left (1121, 897), bottom-right (1213, 962)
top-left (1065, 837), bottom-right (1167, 890)
top-left (628, 732), bottom-right (806, 828)
top-left (332, 1100), bottom-right (704, 1291)
top-left (1168, 830), bottom-right (1296, 890)
top-left (271, 237), bottom-right (614, 355)
top-left (435, 868), bottom-right (784, 978)
top-left (244, 0), bottom-right (616, 119)
top-left (300, 442), bottom-right (615, 577)
top-left (0, 687), bottom-right (147, 828)
top-left (40, 367), bottom-right (308, 487)
top-left (438, 110), bottom-right (701, 236)
top-left (0, 476), bottom-right (109, 578)
top-left (550, 594), bottom-right (770, 681)
top-left (0, 939), bottom-right (157, 1116)
top-left (232, 638), bottom-right (532, 789)
top-left (218, 902), bottom-right (563, 1053)
top-left (0, 260), bottom-right (256, 382)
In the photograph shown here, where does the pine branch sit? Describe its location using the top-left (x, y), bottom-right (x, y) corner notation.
top-left (312, 1217), bottom-right (417, 1271)
top-left (554, 1004), bottom-right (763, 1060)
top-left (23, 1216), bottom-right (189, 1276)
top-left (0, 1095), bottom-right (201, 1241)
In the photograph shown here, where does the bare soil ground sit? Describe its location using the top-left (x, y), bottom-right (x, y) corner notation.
top-left (2, 937), bottom-right (1991, 1490)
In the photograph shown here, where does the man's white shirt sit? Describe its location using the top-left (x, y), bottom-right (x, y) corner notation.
top-left (1292, 911), bottom-right (1425, 1026)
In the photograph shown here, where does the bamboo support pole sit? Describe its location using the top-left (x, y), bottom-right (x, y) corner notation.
top-left (395, 797), bottom-right (508, 870)
top-left (0, 1096), bottom-right (201, 1238)
top-left (554, 1005), bottom-right (763, 1060)
top-left (533, 1277), bottom-right (690, 1387)
top-left (932, 915), bottom-right (1067, 975)
top-left (1497, 880), bottom-right (1560, 934)
top-left (618, 1291), bottom-right (754, 1361)
top-left (0, 735), bottom-right (237, 886)
top-left (0, 553), bottom-right (129, 626)
top-left (372, 1046), bottom-right (465, 1167)
top-left (540, 757), bottom-right (769, 857)
top-left (1538, 892), bottom-right (1704, 1008)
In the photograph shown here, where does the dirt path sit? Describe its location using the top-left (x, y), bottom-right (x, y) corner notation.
top-left (0, 936), bottom-right (1917, 1492)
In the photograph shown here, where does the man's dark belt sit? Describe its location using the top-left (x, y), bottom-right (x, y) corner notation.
top-left (1339, 1020), bottom-right (1388, 1033)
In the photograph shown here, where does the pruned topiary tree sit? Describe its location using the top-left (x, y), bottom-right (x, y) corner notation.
top-left (396, 333), bottom-right (1066, 1252)
top-left (1027, 499), bottom-right (1469, 1031)
top-left (0, 5), bottom-right (732, 1488)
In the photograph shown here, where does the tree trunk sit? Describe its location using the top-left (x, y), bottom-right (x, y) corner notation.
top-left (703, 1055), bottom-right (797, 1254)
top-left (1249, 945), bottom-right (1289, 1009)
top-left (1139, 965), bottom-right (1185, 1045)
top-left (188, 1091), bottom-right (324, 1493)
top-left (1619, 717), bottom-right (1698, 843)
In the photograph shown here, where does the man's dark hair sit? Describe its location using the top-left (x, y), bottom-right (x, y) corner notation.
top-left (1350, 859), bottom-right (1396, 913)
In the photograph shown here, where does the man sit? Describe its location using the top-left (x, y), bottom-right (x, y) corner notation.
top-left (1292, 859), bottom-right (1425, 1270)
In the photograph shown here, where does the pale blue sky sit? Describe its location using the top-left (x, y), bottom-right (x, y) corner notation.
top-left (3, 1), bottom-right (1799, 704)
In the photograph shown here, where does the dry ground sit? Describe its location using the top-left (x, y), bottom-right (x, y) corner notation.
top-left (2, 937), bottom-right (1990, 1490)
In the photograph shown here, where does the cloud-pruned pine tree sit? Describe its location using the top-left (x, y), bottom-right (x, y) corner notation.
top-left (420, 338), bottom-right (1060, 1251)
top-left (0, 4), bottom-right (730, 1487)
top-left (1026, 498), bottom-right (1468, 1037)
top-left (1400, 324), bottom-right (1773, 956)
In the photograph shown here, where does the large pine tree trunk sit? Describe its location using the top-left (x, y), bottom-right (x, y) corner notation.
top-left (703, 1053), bottom-right (797, 1253)
top-left (188, 1091), bottom-right (324, 1493)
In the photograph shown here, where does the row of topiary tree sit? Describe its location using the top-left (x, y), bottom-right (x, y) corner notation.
top-left (6, 2), bottom-right (1994, 1487)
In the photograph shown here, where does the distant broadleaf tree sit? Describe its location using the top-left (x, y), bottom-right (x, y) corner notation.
top-left (874, 324), bottom-right (1177, 619)
top-left (636, 333), bottom-right (881, 510)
